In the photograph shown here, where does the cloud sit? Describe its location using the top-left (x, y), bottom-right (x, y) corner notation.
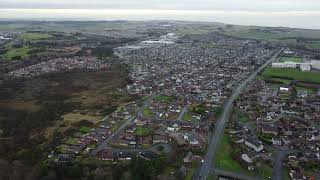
top-left (1, 0), bottom-right (320, 11)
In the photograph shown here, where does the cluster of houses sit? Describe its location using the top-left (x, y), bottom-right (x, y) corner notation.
top-left (116, 32), bottom-right (274, 100)
top-left (109, 96), bottom-right (209, 151)
top-left (230, 73), bottom-right (320, 178)
top-left (53, 101), bottom-right (140, 163)
top-left (5, 56), bottom-right (109, 78)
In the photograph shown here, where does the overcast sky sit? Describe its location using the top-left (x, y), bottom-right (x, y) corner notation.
top-left (1, 0), bottom-right (320, 29)
top-left (1, 0), bottom-right (320, 11)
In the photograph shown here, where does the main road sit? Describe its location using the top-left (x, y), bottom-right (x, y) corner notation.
top-left (194, 48), bottom-right (283, 180)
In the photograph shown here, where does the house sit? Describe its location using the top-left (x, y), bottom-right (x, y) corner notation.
top-left (68, 144), bottom-right (85, 154)
top-left (153, 135), bottom-right (169, 144)
top-left (98, 149), bottom-right (114, 161)
top-left (57, 153), bottom-right (75, 163)
top-left (139, 136), bottom-right (152, 146)
top-left (183, 151), bottom-right (194, 163)
top-left (126, 125), bottom-right (136, 133)
top-left (135, 119), bottom-right (147, 126)
top-left (261, 125), bottom-right (278, 136)
top-left (241, 151), bottom-right (261, 163)
top-left (183, 133), bottom-right (199, 145)
top-left (245, 137), bottom-right (264, 152)
top-left (115, 152), bottom-right (133, 161)
top-left (272, 138), bottom-right (282, 146)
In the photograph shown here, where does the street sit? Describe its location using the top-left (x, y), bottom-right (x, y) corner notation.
top-left (194, 48), bottom-right (283, 180)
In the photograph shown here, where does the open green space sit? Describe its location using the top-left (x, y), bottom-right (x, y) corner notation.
top-left (1, 45), bottom-right (31, 60)
top-left (215, 134), bottom-right (273, 179)
top-left (185, 161), bottom-right (199, 180)
top-left (239, 113), bottom-right (249, 123)
top-left (134, 127), bottom-right (152, 137)
top-left (261, 67), bottom-right (320, 84)
top-left (154, 95), bottom-right (174, 102)
top-left (182, 112), bottom-right (198, 123)
top-left (143, 107), bottom-right (154, 117)
top-left (19, 32), bottom-right (52, 41)
top-left (65, 137), bottom-right (78, 145)
top-left (215, 134), bottom-right (246, 173)
top-left (307, 41), bottom-right (320, 49)
top-left (79, 126), bottom-right (92, 133)
top-left (280, 57), bottom-right (302, 63)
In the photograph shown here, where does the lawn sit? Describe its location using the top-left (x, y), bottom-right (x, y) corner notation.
top-left (1, 45), bottom-right (31, 60)
top-left (261, 67), bottom-right (320, 84)
top-left (182, 112), bottom-right (197, 122)
top-left (143, 107), bottom-right (154, 117)
top-left (19, 32), bottom-right (52, 41)
top-left (307, 41), bottom-right (320, 49)
top-left (65, 137), bottom-right (78, 145)
top-left (134, 127), bottom-right (152, 137)
top-left (280, 57), bottom-right (302, 63)
top-left (185, 161), bottom-right (199, 180)
top-left (215, 134), bottom-right (273, 179)
top-left (214, 134), bottom-right (246, 173)
top-left (79, 126), bottom-right (92, 133)
top-left (154, 95), bottom-right (174, 102)
top-left (239, 114), bottom-right (249, 123)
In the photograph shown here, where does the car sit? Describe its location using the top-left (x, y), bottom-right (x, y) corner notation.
top-left (201, 159), bottom-right (204, 163)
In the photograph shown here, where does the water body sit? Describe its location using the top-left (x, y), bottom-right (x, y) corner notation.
top-left (1, 9), bottom-right (320, 29)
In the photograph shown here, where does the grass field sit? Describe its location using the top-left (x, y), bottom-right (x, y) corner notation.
top-left (134, 127), bottom-right (152, 136)
top-left (215, 135), bottom-right (246, 173)
top-left (307, 41), bottom-right (320, 49)
top-left (280, 57), bottom-right (302, 63)
top-left (154, 95), bottom-right (174, 102)
top-left (215, 134), bottom-right (273, 179)
top-left (143, 107), bottom-right (154, 117)
top-left (261, 67), bottom-right (320, 84)
top-left (79, 126), bottom-right (92, 133)
top-left (19, 32), bottom-right (52, 41)
top-left (1, 45), bottom-right (31, 60)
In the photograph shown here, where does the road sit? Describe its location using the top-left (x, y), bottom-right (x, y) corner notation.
top-left (194, 48), bottom-right (283, 180)
top-left (272, 149), bottom-right (297, 180)
top-left (177, 105), bottom-right (190, 122)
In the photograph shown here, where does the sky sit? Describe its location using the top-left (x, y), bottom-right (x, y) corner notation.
top-left (1, 0), bottom-right (320, 29)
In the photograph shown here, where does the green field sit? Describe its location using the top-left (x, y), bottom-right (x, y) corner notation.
top-left (143, 107), bottom-right (154, 117)
top-left (65, 137), bottom-right (78, 145)
top-left (134, 127), bottom-right (152, 137)
top-left (280, 57), bottom-right (302, 63)
top-left (224, 26), bottom-right (320, 41)
top-left (79, 126), bottom-right (92, 133)
top-left (1, 45), bottom-right (31, 60)
top-left (307, 41), bottom-right (320, 49)
top-left (19, 32), bottom-right (52, 41)
top-left (154, 95), bottom-right (174, 102)
top-left (215, 135), bottom-right (246, 172)
top-left (215, 134), bottom-right (273, 179)
top-left (261, 67), bottom-right (320, 84)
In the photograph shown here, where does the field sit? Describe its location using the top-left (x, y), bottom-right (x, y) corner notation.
top-left (143, 107), bottom-right (154, 117)
top-left (224, 26), bottom-right (320, 41)
top-left (280, 57), bottom-right (302, 63)
top-left (154, 95), bottom-right (174, 102)
top-left (215, 134), bottom-right (273, 179)
top-left (307, 41), bottom-right (320, 49)
top-left (1, 44), bottom-right (31, 60)
top-left (19, 32), bottom-right (52, 41)
top-left (134, 127), bottom-right (152, 137)
top-left (215, 135), bottom-right (246, 173)
top-left (261, 67), bottom-right (320, 84)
